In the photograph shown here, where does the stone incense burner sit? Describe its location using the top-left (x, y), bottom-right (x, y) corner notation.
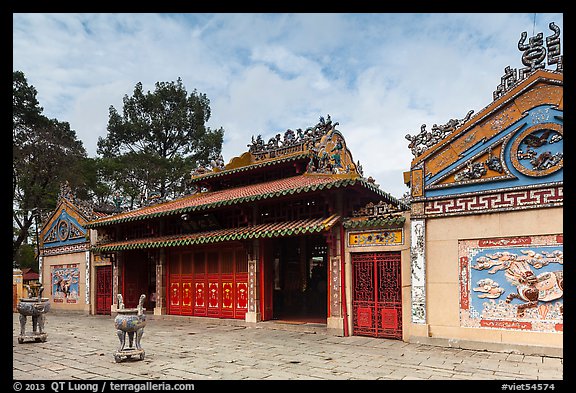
top-left (113, 293), bottom-right (147, 362)
top-left (16, 286), bottom-right (50, 343)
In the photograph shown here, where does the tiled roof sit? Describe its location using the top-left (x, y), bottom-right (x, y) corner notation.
top-left (21, 268), bottom-right (40, 281)
top-left (92, 215), bottom-right (341, 252)
top-left (191, 153), bottom-right (309, 183)
top-left (343, 214), bottom-right (406, 229)
top-left (86, 174), bottom-right (390, 228)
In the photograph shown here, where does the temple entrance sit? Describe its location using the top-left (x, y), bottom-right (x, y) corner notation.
top-left (268, 235), bottom-right (328, 323)
top-left (351, 251), bottom-right (402, 339)
top-left (95, 265), bottom-right (112, 315)
top-left (122, 250), bottom-right (156, 310)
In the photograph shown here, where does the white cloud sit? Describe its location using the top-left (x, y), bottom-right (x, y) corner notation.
top-left (13, 12), bottom-right (563, 199)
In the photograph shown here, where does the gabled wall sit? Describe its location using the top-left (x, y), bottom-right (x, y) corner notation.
top-left (40, 199), bottom-right (94, 313)
top-left (407, 70), bottom-right (563, 356)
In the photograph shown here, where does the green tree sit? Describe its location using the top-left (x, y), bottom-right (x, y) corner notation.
top-left (14, 243), bottom-right (37, 270)
top-left (13, 71), bottom-right (88, 264)
top-left (97, 78), bottom-right (224, 206)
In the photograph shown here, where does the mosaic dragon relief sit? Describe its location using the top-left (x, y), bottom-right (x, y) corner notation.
top-left (459, 235), bottom-right (563, 332)
top-left (493, 22), bottom-right (562, 100)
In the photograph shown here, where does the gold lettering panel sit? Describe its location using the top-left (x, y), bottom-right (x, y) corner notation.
top-left (348, 229), bottom-right (403, 247)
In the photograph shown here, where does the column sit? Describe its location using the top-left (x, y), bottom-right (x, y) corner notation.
top-left (410, 219), bottom-right (426, 324)
top-left (85, 250), bottom-right (90, 305)
top-left (327, 227), bottom-right (344, 335)
top-left (245, 239), bottom-right (260, 323)
top-left (111, 252), bottom-right (121, 313)
top-left (154, 249), bottom-right (166, 315)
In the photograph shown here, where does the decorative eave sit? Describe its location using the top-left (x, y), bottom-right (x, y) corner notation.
top-left (86, 174), bottom-right (394, 229)
top-left (92, 214), bottom-right (341, 252)
top-left (343, 200), bottom-right (407, 229)
top-left (343, 214), bottom-right (406, 230)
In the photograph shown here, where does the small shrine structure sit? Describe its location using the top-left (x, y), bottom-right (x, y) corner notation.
top-left (39, 182), bottom-right (113, 314)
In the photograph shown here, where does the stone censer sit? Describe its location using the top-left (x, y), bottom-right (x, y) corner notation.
top-left (113, 293), bottom-right (147, 362)
top-left (16, 285), bottom-right (50, 343)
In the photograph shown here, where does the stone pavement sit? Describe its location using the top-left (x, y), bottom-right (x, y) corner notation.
top-left (13, 311), bottom-right (563, 382)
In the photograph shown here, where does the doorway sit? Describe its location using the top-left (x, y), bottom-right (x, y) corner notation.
top-left (95, 265), bottom-right (112, 315)
top-left (268, 235), bottom-right (328, 323)
top-left (122, 250), bottom-right (156, 310)
top-left (351, 251), bottom-right (402, 339)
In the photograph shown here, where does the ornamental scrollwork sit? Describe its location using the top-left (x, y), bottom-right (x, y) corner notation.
top-left (493, 22), bottom-right (563, 101)
top-left (248, 115), bottom-right (338, 159)
top-left (405, 110), bottom-right (474, 158)
top-left (453, 148), bottom-right (503, 182)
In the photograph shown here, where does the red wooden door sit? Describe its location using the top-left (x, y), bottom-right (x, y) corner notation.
top-left (96, 265), bottom-right (112, 315)
top-left (235, 275), bottom-right (248, 319)
top-left (352, 252), bottom-right (402, 339)
top-left (168, 247), bottom-right (249, 319)
top-left (169, 275), bottom-right (181, 314)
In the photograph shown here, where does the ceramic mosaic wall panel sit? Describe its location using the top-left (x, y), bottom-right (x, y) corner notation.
top-left (410, 219), bottom-right (426, 324)
top-left (43, 209), bottom-right (88, 249)
top-left (51, 264), bottom-right (80, 304)
top-left (459, 235), bottom-right (563, 332)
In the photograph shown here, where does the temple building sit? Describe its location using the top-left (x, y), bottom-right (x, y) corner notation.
top-left (403, 22), bottom-right (563, 355)
top-left (86, 116), bottom-right (408, 335)
top-left (73, 21), bottom-right (562, 355)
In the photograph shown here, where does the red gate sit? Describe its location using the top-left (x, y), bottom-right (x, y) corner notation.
top-left (96, 265), bottom-right (112, 315)
top-left (352, 252), bottom-right (402, 339)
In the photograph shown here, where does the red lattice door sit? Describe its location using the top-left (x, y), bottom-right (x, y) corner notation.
top-left (96, 265), bottom-right (112, 315)
top-left (352, 252), bottom-right (402, 339)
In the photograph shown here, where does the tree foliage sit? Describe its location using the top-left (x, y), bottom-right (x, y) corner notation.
top-left (97, 78), bottom-right (224, 205)
top-left (13, 71), bottom-right (88, 264)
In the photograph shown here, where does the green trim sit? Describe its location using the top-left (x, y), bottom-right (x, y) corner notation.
top-left (343, 215), bottom-right (406, 229)
top-left (92, 218), bottom-right (338, 252)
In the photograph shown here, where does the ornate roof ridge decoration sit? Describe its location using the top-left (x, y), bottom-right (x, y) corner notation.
top-left (352, 200), bottom-right (406, 217)
top-left (249, 114), bottom-right (338, 160)
top-left (57, 181), bottom-right (110, 221)
top-left (405, 21), bottom-right (562, 160)
top-left (493, 22), bottom-right (563, 101)
top-left (343, 200), bottom-right (406, 229)
top-left (405, 109), bottom-right (475, 158)
top-left (190, 115), bottom-right (363, 181)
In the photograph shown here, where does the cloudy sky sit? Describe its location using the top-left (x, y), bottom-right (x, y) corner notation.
top-left (12, 13), bottom-right (563, 199)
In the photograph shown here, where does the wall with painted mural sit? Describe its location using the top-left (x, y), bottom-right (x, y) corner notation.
top-left (51, 263), bottom-right (81, 304)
